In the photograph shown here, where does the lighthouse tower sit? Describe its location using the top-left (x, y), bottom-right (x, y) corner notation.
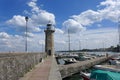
top-left (44, 22), bottom-right (55, 56)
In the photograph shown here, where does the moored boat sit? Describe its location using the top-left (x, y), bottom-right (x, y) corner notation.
top-left (80, 72), bottom-right (90, 80)
top-left (81, 64), bottom-right (120, 80)
top-left (94, 65), bottom-right (120, 72)
top-left (63, 58), bottom-right (78, 64)
top-left (81, 69), bottom-right (120, 80)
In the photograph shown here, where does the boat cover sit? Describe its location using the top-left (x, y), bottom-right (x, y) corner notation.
top-left (90, 70), bottom-right (120, 80)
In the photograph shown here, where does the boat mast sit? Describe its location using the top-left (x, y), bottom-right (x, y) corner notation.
top-left (79, 40), bottom-right (81, 51)
top-left (118, 17), bottom-right (120, 52)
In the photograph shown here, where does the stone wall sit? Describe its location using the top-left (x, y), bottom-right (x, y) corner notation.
top-left (0, 52), bottom-right (46, 80)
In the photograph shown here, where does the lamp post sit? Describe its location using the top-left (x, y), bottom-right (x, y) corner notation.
top-left (25, 16), bottom-right (28, 52)
top-left (68, 29), bottom-right (71, 53)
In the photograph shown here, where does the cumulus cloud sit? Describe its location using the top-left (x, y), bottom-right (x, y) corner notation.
top-left (72, 10), bottom-right (101, 26)
top-left (27, 0), bottom-right (55, 25)
top-left (38, 40), bottom-right (45, 46)
top-left (31, 11), bottom-right (55, 26)
top-left (2, 0), bottom-right (120, 52)
top-left (55, 28), bottom-right (64, 34)
top-left (63, 0), bottom-right (120, 33)
top-left (28, 0), bottom-right (39, 13)
top-left (61, 0), bottom-right (120, 49)
top-left (24, 32), bottom-right (34, 38)
top-left (6, 15), bottom-right (41, 32)
top-left (6, 0), bottom-right (55, 33)
top-left (98, 0), bottom-right (120, 22)
top-left (7, 15), bottom-right (25, 27)
top-left (0, 32), bottom-right (10, 38)
top-left (0, 32), bottom-right (23, 51)
top-left (0, 31), bottom-right (46, 52)
top-left (81, 28), bottom-right (118, 49)
top-left (3, 0), bottom-right (56, 52)
top-left (54, 26), bottom-right (118, 51)
top-left (63, 19), bottom-right (86, 34)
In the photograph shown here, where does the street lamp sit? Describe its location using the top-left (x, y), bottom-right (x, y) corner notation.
top-left (25, 16), bottom-right (29, 52)
top-left (68, 29), bottom-right (71, 53)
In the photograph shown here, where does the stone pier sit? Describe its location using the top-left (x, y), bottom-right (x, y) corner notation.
top-left (0, 52), bottom-right (116, 80)
top-left (59, 55), bottom-right (113, 78)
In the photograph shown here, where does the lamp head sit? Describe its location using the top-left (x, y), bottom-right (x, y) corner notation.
top-left (25, 16), bottom-right (29, 22)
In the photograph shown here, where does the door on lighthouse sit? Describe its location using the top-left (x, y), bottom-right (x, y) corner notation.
top-left (48, 50), bottom-right (51, 56)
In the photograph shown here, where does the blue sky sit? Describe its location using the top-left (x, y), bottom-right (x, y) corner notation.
top-left (0, 0), bottom-right (102, 25)
top-left (0, 0), bottom-right (111, 26)
top-left (0, 0), bottom-right (120, 52)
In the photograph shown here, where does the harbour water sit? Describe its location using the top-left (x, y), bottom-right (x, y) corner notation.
top-left (63, 73), bottom-right (83, 80)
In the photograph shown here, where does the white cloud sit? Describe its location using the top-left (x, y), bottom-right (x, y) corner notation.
top-left (98, 0), bottom-right (120, 22)
top-left (2, 0), bottom-right (120, 52)
top-left (27, 0), bottom-right (55, 25)
top-left (31, 11), bottom-right (55, 26)
top-left (6, 15), bottom-right (41, 32)
top-left (63, 19), bottom-right (86, 34)
top-left (38, 40), bottom-right (45, 45)
top-left (0, 32), bottom-right (10, 38)
top-left (0, 31), bottom-right (46, 52)
top-left (3, 0), bottom-right (56, 52)
top-left (72, 10), bottom-right (101, 26)
top-left (100, 0), bottom-right (116, 6)
top-left (24, 32), bottom-right (34, 38)
top-left (81, 28), bottom-right (118, 49)
top-left (55, 28), bottom-right (64, 34)
top-left (56, 27), bottom-right (118, 50)
top-left (63, 0), bottom-right (120, 33)
top-left (6, 0), bottom-right (55, 33)
top-left (7, 15), bottom-right (25, 27)
top-left (0, 32), bottom-right (27, 52)
top-left (28, 0), bottom-right (40, 13)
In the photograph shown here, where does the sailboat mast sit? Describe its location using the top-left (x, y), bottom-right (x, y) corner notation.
top-left (118, 18), bottom-right (120, 52)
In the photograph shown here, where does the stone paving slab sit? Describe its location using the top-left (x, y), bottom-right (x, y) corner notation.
top-left (19, 56), bottom-right (52, 80)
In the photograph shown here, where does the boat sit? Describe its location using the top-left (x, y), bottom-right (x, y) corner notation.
top-left (79, 55), bottom-right (93, 61)
top-left (109, 58), bottom-right (120, 65)
top-left (81, 64), bottom-right (120, 80)
top-left (81, 69), bottom-right (120, 80)
top-left (80, 72), bottom-right (90, 80)
top-left (94, 65), bottom-right (120, 72)
top-left (91, 69), bottom-right (120, 80)
top-left (63, 58), bottom-right (78, 64)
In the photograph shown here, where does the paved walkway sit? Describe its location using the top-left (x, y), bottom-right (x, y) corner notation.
top-left (19, 56), bottom-right (62, 80)
top-left (19, 56), bottom-right (52, 80)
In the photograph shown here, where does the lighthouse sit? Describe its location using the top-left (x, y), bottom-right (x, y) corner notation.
top-left (44, 22), bottom-right (55, 56)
